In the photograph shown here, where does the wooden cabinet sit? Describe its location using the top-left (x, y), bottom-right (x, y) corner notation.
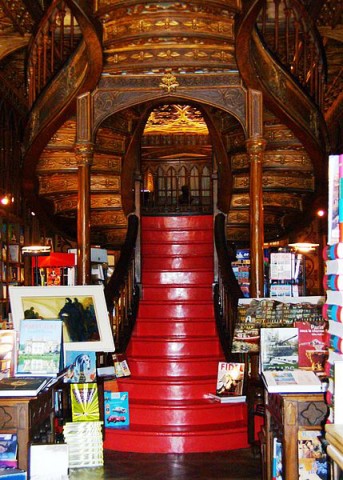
top-left (261, 390), bottom-right (327, 480)
top-left (0, 383), bottom-right (60, 473)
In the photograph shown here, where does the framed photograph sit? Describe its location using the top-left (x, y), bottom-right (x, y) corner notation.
top-left (8, 285), bottom-right (115, 352)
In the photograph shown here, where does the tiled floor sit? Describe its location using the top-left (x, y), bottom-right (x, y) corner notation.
top-left (69, 448), bottom-right (262, 480)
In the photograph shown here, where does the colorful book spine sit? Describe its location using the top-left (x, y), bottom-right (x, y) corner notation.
top-left (323, 274), bottom-right (343, 291)
top-left (339, 154), bottom-right (343, 242)
top-left (323, 243), bottom-right (343, 260)
top-left (322, 303), bottom-right (343, 322)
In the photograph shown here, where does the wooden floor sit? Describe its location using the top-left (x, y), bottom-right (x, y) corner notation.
top-left (69, 448), bottom-right (262, 479)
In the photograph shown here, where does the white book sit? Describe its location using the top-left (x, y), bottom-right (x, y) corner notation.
top-left (326, 290), bottom-right (343, 306)
top-left (30, 443), bottom-right (69, 480)
top-left (207, 393), bottom-right (246, 403)
top-left (262, 369), bottom-right (324, 393)
top-left (326, 259), bottom-right (343, 275)
top-left (328, 319), bottom-right (343, 338)
top-left (328, 349), bottom-right (343, 364)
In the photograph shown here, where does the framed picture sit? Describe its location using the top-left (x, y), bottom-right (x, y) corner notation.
top-left (8, 285), bottom-right (115, 352)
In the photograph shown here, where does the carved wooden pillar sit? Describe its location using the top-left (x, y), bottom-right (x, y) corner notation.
top-left (75, 93), bottom-right (93, 285)
top-left (247, 89), bottom-right (266, 298)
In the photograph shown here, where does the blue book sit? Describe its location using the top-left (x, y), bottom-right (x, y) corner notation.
top-left (104, 391), bottom-right (130, 428)
top-left (64, 351), bottom-right (97, 383)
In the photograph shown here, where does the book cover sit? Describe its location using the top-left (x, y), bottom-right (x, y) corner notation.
top-left (296, 321), bottom-right (328, 372)
top-left (260, 327), bottom-right (298, 371)
top-left (326, 290), bottom-right (343, 306)
top-left (70, 382), bottom-right (100, 422)
top-left (272, 437), bottom-right (283, 480)
top-left (298, 430), bottom-right (328, 480)
top-left (328, 154), bottom-right (340, 245)
top-left (215, 362), bottom-right (245, 396)
top-left (231, 323), bottom-right (260, 353)
top-left (262, 369), bottom-right (323, 393)
top-left (64, 351), bottom-right (96, 383)
top-left (112, 354), bottom-right (131, 378)
top-left (0, 433), bottom-right (17, 465)
top-left (104, 391), bottom-right (130, 428)
top-left (17, 319), bottom-right (63, 377)
top-left (0, 376), bottom-right (49, 396)
top-left (325, 259), bottom-right (343, 274)
top-left (0, 330), bottom-right (17, 378)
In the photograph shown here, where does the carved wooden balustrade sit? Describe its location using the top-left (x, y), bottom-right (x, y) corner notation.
top-left (256, 0), bottom-right (326, 108)
top-left (104, 214), bottom-right (139, 351)
top-left (214, 213), bottom-right (244, 358)
top-left (27, 0), bottom-right (82, 106)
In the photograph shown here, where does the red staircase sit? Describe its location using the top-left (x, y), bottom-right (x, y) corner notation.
top-left (104, 215), bottom-right (248, 453)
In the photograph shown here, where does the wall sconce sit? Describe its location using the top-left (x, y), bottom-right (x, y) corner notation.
top-left (0, 193), bottom-right (14, 206)
top-left (288, 242), bottom-right (319, 253)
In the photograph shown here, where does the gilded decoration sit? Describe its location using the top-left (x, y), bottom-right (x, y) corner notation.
top-left (37, 153), bottom-right (78, 172)
top-left (54, 197), bottom-right (78, 214)
top-left (159, 72), bottom-right (179, 93)
top-left (91, 211), bottom-right (127, 227)
top-left (91, 175), bottom-right (121, 191)
top-left (92, 154), bottom-right (122, 172)
top-left (230, 192), bottom-right (303, 211)
top-left (38, 174), bottom-right (78, 195)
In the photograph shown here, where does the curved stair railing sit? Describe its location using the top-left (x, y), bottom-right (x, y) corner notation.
top-left (214, 213), bottom-right (244, 359)
top-left (104, 214), bottom-right (140, 351)
top-left (236, 0), bottom-right (329, 178)
top-left (22, 0), bottom-right (102, 229)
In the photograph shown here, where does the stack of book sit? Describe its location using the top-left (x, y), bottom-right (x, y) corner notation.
top-left (323, 153), bottom-right (343, 424)
top-left (63, 421), bottom-right (103, 468)
top-left (207, 361), bottom-right (246, 403)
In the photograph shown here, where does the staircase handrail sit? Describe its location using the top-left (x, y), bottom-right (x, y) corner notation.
top-left (22, 0), bottom-right (103, 240)
top-left (214, 213), bottom-right (244, 358)
top-left (236, 0), bottom-right (329, 186)
top-left (104, 214), bottom-right (140, 351)
top-left (256, 0), bottom-right (327, 109)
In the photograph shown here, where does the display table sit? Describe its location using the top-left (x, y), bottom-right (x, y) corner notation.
top-left (325, 424), bottom-right (343, 479)
top-left (0, 385), bottom-right (57, 472)
top-left (262, 390), bottom-right (327, 480)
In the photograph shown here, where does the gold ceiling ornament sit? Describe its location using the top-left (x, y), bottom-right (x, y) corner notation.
top-left (159, 72), bottom-right (179, 93)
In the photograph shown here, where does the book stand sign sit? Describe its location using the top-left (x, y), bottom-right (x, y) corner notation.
top-left (8, 285), bottom-right (115, 352)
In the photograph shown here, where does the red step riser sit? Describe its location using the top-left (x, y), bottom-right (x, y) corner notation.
top-left (104, 426), bottom-right (249, 453)
top-left (127, 358), bottom-right (220, 377)
top-left (142, 243), bottom-right (213, 257)
top-left (115, 379), bottom-right (219, 400)
top-left (142, 230), bottom-right (212, 244)
top-left (142, 286), bottom-right (213, 302)
top-left (142, 215), bottom-right (213, 230)
top-left (138, 303), bottom-right (214, 318)
top-left (142, 256), bottom-right (213, 271)
top-left (142, 271), bottom-right (213, 285)
top-left (127, 338), bottom-right (221, 357)
top-left (129, 403), bottom-right (247, 426)
top-left (133, 320), bottom-right (216, 337)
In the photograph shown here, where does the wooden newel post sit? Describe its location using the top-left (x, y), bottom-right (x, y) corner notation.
top-left (75, 143), bottom-right (94, 285)
top-left (246, 136), bottom-right (266, 298)
top-left (75, 91), bottom-right (93, 286)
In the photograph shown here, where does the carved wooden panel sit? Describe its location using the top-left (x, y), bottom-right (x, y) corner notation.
top-left (91, 211), bottom-right (127, 227)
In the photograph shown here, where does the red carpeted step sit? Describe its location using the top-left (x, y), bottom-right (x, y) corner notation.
top-left (142, 285), bottom-right (213, 302)
top-left (104, 421), bottom-right (248, 453)
top-left (104, 215), bottom-right (248, 453)
top-left (127, 355), bottom-right (221, 377)
top-left (138, 302), bottom-right (214, 319)
top-left (133, 318), bottom-right (216, 337)
top-left (126, 335), bottom-right (221, 357)
top-left (142, 255), bottom-right (213, 271)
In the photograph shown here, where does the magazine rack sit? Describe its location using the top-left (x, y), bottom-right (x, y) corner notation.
top-left (261, 390), bottom-right (327, 480)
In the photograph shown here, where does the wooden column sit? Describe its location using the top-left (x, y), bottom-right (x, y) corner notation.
top-left (247, 89), bottom-right (266, 298)
top-left (75, 93), bottom-right (93, 285)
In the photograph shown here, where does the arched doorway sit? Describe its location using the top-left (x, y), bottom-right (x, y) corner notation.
top-left (140, 104), bottom-right (213, 214)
